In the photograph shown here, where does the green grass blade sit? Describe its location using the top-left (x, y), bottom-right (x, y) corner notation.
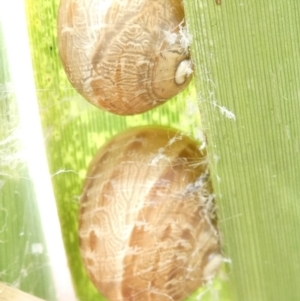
top-left (0, 5), bottom-right (56, 301)
top-left (184, 1), bottom-right (300, 300)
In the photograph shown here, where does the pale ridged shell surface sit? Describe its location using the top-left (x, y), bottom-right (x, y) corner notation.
top-left (79, 127), bottom-right (221, 301)
top-left (57, 0), bottom-right (192, 115)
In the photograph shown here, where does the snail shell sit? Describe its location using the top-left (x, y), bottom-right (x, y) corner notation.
top-left (79, 127), bottom-right (222, 301)
top-left (57, 0), bottom-right (193, 115)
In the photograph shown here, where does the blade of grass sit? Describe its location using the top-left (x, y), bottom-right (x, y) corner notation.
top-left (184, 1), bottom-right (300, 300)
top-left (0, 1), bottom-right (76, 300)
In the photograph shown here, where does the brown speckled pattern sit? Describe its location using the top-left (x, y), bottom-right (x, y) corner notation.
top-left (79, 127), bottom-right (221, 301)
top-left (57, 0), bottom-right (192, 115)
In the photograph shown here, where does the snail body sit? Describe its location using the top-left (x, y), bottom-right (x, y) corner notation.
top-left (79, 127), bottom-right (221, 301)
top-left (57, 0), bottom-right (193, 115)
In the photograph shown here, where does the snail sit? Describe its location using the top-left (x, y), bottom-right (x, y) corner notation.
top-left (79, 126), bottom-right (222, 301)
top-left (57, 0), bottom-right (193, 115)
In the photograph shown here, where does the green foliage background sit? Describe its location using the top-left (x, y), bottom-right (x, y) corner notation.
top-left (0, 18), bottom-right (56, 301)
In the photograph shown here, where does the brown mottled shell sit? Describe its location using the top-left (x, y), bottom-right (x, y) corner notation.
top-left (57, 0), bottom-right (193, 115)
top-left (79, 127), bottom-right (221, 301)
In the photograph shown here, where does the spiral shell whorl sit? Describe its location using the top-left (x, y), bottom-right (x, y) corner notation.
top-left (58, 0), bottom-right (192, 115)
top-left (79, 127), bottom-right (221, 301)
